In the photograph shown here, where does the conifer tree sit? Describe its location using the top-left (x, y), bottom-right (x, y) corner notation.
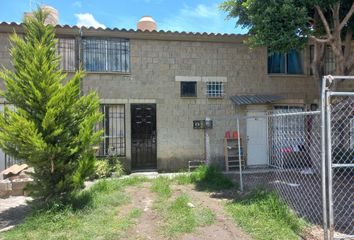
top-left (0, 8), bottom-right (102, 201)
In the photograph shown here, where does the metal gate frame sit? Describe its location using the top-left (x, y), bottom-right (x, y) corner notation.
top-left (321, 75), bottom-right (354, 240)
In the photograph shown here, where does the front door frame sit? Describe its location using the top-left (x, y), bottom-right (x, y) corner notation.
top-left (246, 110), bottom-right (269, 167)
top-left (130, 103), bottom-right (157, 170)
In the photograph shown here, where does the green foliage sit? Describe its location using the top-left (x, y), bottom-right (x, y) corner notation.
top-left (93, 160), bottom-right (111, 179)
top-left (0, 8), bottom-right (102, 202)
top-left (106, 155), bottom-right (125, 176)
top-left (225, 189), bottom-right (308, 240)
top-left (187, 165), bottom-right (235, 191)
top-left (220, 0), bottom-right (354, 52)
top-left (174, 173), bottom-right (194, 185)
top-left (1, 178), bottom-right (146, 240)
top-left (92, 156), bottom-right (125, 179)
top-left (151, 177), bottom-right (172, 199)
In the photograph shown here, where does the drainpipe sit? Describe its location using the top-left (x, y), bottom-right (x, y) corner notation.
top-left (78, 26), bottom-right (83, 96)
top-left (204, 117), bottom-right (211, 165)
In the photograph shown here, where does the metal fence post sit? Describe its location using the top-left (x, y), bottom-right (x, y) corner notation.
top-left (325, 87), bottom-right (334, 240)
top-left (236, 118), bottom-right (243, 192)
top-left (321, 76), bottom-right (329, 240)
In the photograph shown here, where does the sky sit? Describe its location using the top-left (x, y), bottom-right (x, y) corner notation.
top-left (0, 0), bottom-right (248, 34)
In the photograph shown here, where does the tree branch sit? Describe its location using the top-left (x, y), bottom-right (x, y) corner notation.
top-left (344, 29), bottom-right (352, 61)
top-left (310, 36), bottom-right (329, 43)
top-left (315, 5), bottom-right (332, 37)
top-left (339, 1), bottom-right (354, 30)
top-left (345, 53), bottom-right (354, 73)
top-left (332, 3), bottom-right (340, 28)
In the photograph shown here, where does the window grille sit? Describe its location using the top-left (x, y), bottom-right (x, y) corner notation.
top-left (82, 38), bottom-right (130, 72)
top-left (271, 106), bottom-right (306, 168)
top-left (0, 103), bottom-right (23, 169)
top-left (96, 104), bottom-right (126, 157)
top-left (324, 47), bottom-right (335, 74)
top-left (309, 45), bottom-right (336, 75)
top-left (206, 81), bottom-right (224, 97)
top-left (57, 38), bottom-right (76, 71)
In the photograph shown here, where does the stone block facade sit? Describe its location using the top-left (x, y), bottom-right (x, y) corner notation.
top-left (0, 23), bottom-right (353, 172)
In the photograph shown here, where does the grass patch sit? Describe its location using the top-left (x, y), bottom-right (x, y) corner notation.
top-left (151, 177), bottom-right (172, 199)
top-left (151, 176), bottom-right (215, 238)
top-left (174, 173), bottom-right (193, 185)
top-left (1, 177), bottom-right (147, 240)
top-left (225, 189), bottom-right (308, 240)
top-left (174, 165), bottom-right (234, 191)
top-left (159, 194), bottom-right (215, 237)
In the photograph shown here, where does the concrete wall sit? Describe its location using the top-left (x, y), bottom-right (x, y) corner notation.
top-left (1, 31), bottom-right (348, 172)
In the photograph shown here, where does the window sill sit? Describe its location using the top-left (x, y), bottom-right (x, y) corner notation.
top-left (268, 74), bottom-right (308, 78)
top-left (206, 96), bottom-right (224, 99)
top-left (181, 96), bottom-right (197, 98)
top-left (85, 71), bottom-right (131, 75)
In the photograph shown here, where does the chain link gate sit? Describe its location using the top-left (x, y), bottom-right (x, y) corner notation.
top-left (252, 75), bottom-right (353, 240)
top-left (323, 76), bottom-right (354, 240)
top-left (267, 110), bottom-right (324, 230)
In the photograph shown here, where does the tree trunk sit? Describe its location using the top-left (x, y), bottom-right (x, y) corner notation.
top-left (311, 42), bottom-right (326, 90)
top-left (344, 29), bottom-right (354, 75)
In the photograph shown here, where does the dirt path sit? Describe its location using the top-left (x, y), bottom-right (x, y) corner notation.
top-left (122, 182), bottom-right (164, 240)
top-left (173, 184), bottom-right (252, 240)
top-left (121, 182), bottom-right (252, 240)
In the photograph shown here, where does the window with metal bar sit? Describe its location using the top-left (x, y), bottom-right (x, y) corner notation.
top-left (309, 45), bottom-right (336, 75)
top-left (82, 38), bottom-right (130, 73)
top-left (271, 106), bottom-right (306, 168)
top-left (57, 38), bottom-right (76, 71)
top-left (96, 104), bottom-right (126, 157)
top-left (0, 103), bottom-right (23, 169)
top-left (206, 81), bottom-right (224, 98)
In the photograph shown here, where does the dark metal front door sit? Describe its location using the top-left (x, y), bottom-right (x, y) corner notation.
top-left (131, 104), bottom-right (157, 169)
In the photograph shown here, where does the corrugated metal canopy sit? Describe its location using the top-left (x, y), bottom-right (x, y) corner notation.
top-left (230, 94), bottom-right (283, 105)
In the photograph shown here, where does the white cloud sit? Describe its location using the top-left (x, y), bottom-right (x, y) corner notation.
top-left (75, 13), bottom-right (106, 28)
top-left (181, 4), bottom-right (218, 18)
top-left (159, 4), bottom-right (247, 34)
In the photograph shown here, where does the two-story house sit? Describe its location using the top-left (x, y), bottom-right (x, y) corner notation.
top-left (0, 7), bottom-right (349, 172)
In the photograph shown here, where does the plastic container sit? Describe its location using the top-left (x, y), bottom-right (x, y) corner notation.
top-left (233, 131), bottom-right (239, 139)
top-left (225, 131), bottom-right (231, 139)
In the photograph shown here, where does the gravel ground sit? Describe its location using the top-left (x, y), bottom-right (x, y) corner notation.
top-left (0, 196), bottom-right (32, 232)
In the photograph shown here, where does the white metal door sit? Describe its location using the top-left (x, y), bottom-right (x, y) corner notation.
top-left (246, 111), bottom-right (268, 166)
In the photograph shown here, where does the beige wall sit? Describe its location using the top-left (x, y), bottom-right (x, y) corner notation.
top-left (80, 39), bottom-right (320, 171)
top-left (0, 31), bottom-right (342, 171)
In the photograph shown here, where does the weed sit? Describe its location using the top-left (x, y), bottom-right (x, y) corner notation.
top-left (151, 177), bottom-right (172, 199)
top-left (174, 165), bottom-right (235, 191)
top-left (225, 189), bottom-right (308, 240)
top-left (161, 194), bottom-right (215, 237)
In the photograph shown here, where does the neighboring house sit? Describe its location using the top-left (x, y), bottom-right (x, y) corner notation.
top-left (0, 9), bottom-right (352, 172)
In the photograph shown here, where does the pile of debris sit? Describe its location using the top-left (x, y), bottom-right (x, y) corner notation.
top-left (0, 164), bottom-right (33, 198)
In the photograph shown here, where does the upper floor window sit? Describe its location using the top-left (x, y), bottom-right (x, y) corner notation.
top-left (206, 81), bottom-right (224, 98)
top-left (268, 50), bottom-right (304, 75)
top-left (310, 45), bottom-right (335, 75)
top-left (82, 38), bottom-right (130, 73)
top-left (57, 38), bottom-right (76, 71)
